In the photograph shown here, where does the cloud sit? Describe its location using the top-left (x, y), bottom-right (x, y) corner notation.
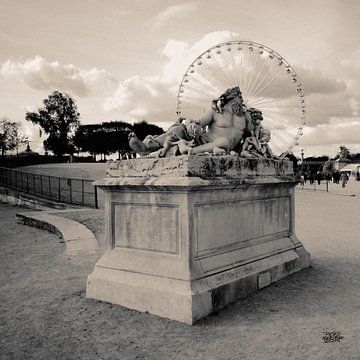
top-left (297, 119), bottom-right (360, 157)
top-left (305, 91), bottom-right (356, 126)
top-left (103, 75), bottom-right (175, 121)
top-left (160, 31), bottom-right (238, 83)
top-left (1, 55), bottom-right (116, 97)
top-left (302, 120), bottom-right (360, 146)
top-left (152, 3), bottom-right (197, 30)
top-left (104, 31), bottom-right (238, 122)
top-left (103, 31), bottom-right (360, 160)
top-left (297, 66), bottom-right (347, 96)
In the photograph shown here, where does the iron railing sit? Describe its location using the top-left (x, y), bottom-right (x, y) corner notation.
top-left (0, 167), bottom-right (98, 208)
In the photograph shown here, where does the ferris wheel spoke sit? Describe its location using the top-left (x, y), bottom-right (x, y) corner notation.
top-left (271, 132), bottom-right (294, 149)
top-left (245, 49), bottom-right (266, 96)
top-left (228, 48), bottom-right (243, 90)
top-left (247, 95), bottom-right (296, 108)
top-left (186, 76), bottom-right (220, 97)
top-left (182, 84), bottom-right (215, 99)
top-left (219, 51), bottom-right (238, 87)
top-left (249, 82), bottom-right (296, 101)
top-left (248, 64), bottom-right (289, 102)
top-left (233, 54), bottom-right (244, 90)
top-left (194, 62), bottom-right (229, 93)
top-left (258, 101), bottom-right (301, 110)
top-left (242, 48), bottom-right (253, 97)
top-left (262, 106), bottom-right (302, 118)
top-left (210, 50), bottom-right (234, 89)
top-left (195, 54), bottom-right (231, 91)
top-left (263, 114), bottom-right (300, 129)
top-left (245, 59), bottom-right (278, 102)
top-left (246, 56), bottom-right (270, 101)
top-left (232, 53), bottom-right (243, 92)
top-left (239, 49), bottom-right (249, 94)
top-left (261, 108), bottom-right (301, 119)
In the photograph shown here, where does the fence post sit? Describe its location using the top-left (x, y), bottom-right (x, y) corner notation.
top-left (81, 179), bottom-right (85, 205)
top-left (58, 177), bottom-right (61, 201)
top-left (40, 175), bottom-right (43, 196)
top-left (33, 174), bottom-right (36, 194)
top-left (48, 176), bottom-right (51, 198)
top-left (69, 179), bottom-right (72, 203)
top-left (26, 172), bottom-right (29, 193)
top-left (94, 185), bottom-right (98, 209)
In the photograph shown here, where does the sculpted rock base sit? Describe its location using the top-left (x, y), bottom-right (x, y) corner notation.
top-left (87, 156), bottom-right (310, 324)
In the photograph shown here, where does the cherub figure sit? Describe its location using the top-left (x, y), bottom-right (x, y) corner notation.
top-left (240, 128), bottom-right (274, 159)
top-left (247, 108), bottom-right (264, 140)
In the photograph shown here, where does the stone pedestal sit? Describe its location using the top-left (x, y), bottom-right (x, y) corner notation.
top-left (86, 155), bottom-right (310, 324)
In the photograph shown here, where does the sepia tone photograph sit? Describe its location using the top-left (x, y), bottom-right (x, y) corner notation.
top-left (0, 0), bottom-right (359, 359)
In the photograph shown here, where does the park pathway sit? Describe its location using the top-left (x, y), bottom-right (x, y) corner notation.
top-left (0, 191), bottom-right (360, 360)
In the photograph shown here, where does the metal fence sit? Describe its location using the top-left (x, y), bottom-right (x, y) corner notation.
top-left (0, 167), bottom-right (98, 208)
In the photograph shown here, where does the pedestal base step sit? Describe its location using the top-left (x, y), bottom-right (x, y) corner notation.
top-left (86, 246), bottom-right (310, 324)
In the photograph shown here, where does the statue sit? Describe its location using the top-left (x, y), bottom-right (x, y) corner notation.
top-left (240, 128), bottom-right (274, 159)
top-left (337, 145), bottom-right (351, 161)
top-left (186, 86), bottom-right (250, 155)
top-left (128, 117), bottom-right (207, 157)
top-left (128, 86), bottom-right (275, 159)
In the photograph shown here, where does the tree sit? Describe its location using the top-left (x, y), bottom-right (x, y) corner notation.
top-left (74, 120), bottom-right (164, 160)
top-left (74, 121), bottom-right (132, 160)
top-left (101, 121), bottom-right (132, 159)
top-left (25, 91), bottom-right (80, 157)
top-left (74, 124), bottom-right (108, 160)
top-left (0, 117), bottom-right (25, 156)
top-left (132, 120), bottom-right (164, 140)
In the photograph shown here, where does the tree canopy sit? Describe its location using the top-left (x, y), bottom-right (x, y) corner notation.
top-left (25, 91), bottom-right (80, 157)
top-left (132, 120), bottom-right (164, 140)
top-left (0, 117), bottom-right (25, 156)
top-left (74, 120), bottom-right (164, 159)
top-left (74, 122), bottom-right (131, 159)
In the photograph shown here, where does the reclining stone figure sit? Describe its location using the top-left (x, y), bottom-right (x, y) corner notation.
top-left (128, 86), bottom-right (274, 158)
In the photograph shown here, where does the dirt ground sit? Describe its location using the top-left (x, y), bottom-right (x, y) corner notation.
top-left (1, 189), bottom-right (360, 360)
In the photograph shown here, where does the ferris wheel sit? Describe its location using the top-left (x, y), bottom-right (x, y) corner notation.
top-left (176, 40), bottom-right (306, 157)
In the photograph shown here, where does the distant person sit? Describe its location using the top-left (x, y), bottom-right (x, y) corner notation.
top-left (304, 173), bottom-right (308, 184)
top-left (333, 171), bottom-right (340, 184)
top-left (299, 175), bottom-right (305, 189)
top-left (309, 173), bottom-right (314, 185)
top-left (356, 171), bottom-right (360, 182)
top-left (340, 172), bottom-right (348, 188)
top-left (316, 171), bottom-right (322, 185)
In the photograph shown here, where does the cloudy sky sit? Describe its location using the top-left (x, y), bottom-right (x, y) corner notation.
top-left (1, 0), bottom-right (359, 157)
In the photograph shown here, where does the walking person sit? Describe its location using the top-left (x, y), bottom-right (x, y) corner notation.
top-left (340, 172), bottom-right (348, 188)
top-left (309, 173), bottom-right (314, 185)
top-left (299, 175), bottom-right (305, 189)
top-left (316, 171), bottom-right (322, 185)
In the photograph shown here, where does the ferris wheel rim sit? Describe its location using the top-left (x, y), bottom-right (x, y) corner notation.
top-left (175, 40), bottom-right (306, 157)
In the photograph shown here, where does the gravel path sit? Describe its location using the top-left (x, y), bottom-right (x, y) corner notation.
top-left (1, 190), bottom-right (360, 360)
